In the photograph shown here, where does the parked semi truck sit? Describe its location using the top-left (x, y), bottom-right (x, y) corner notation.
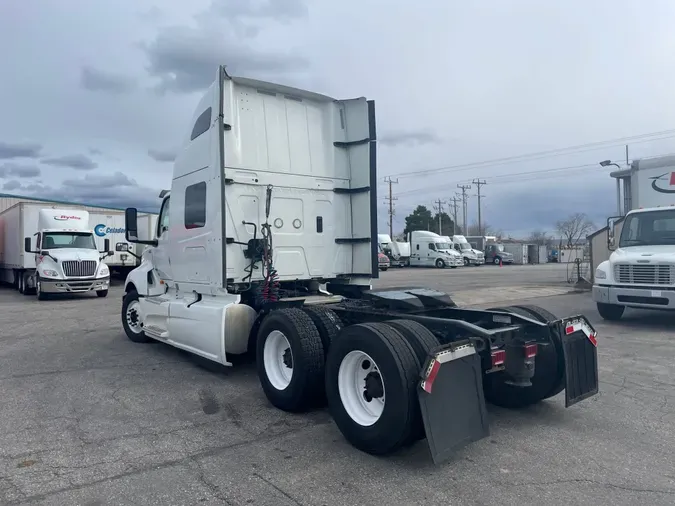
top-left (0, 202), bottom-right (112, 299)
top-left (377, 233), bottom-right (410, 267)
top-left (593, 155), bottom-right (675, 319)
top-left (120, 66), bottom-right (599, 464)
top-left (408, 230), bottom-right (463, 268)
top-left (451, 234), bottom-right (485, 265)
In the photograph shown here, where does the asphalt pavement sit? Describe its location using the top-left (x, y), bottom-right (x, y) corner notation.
top-left (1, 266), bottom-right (674, 505)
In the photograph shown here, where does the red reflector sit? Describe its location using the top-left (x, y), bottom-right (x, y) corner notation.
top-left (491, 349), bottom-right (506, 367)
top-left (422, 359), bottom-right (441, 394)
top-left (565, 325), bottom-right (574, 335)
top-left (588, 332), bottom-right (598, 347)
top-left (524, 343), bottom-right (538, 358)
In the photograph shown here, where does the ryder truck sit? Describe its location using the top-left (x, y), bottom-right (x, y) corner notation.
top-left (120, 66), bottom-right (599, 464)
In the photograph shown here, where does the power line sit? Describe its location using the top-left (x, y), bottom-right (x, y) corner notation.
top-left (456, 184), bottom-right (471, 234)
top-left (472, 179), bottom-right (487, 236)
top-left (383, 176), bottom-right (399, 238)
top-left (386, 128), bottom-right (675, 179)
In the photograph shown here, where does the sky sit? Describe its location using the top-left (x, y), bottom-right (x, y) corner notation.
top-left (2, 0), bottom-right (675, 238)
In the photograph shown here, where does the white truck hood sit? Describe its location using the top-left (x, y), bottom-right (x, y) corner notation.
top-left (612, 245), bottom-right (675, 263)
top-left (47, 249), bottom-right (100, 262)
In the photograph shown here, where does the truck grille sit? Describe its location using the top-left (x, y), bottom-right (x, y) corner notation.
top-left (62, 260), bottom-right (97, 277)
top-left (613, 263), bottom-right (674, 285)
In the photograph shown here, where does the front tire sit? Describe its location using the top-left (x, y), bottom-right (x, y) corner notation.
top-left (435, 259), bottom-right (445, 268)
top-left (122, 290), bottom-right (151, 343)
top-left (36, 278), bottom-right (48, 300)
top-left (256, 308), bottom-right (325, 412)
top-left (325, 322), bottom-right (421, 456)
top-left (494, 257), bottom-right (501, 265)
top-left (597, 302), bottom-right (624, 321)
top-left (97, 290), bottom-right (108, 298)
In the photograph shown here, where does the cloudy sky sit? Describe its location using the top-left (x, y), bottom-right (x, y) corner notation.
top-left (2, 0), bottom-right (675, 237)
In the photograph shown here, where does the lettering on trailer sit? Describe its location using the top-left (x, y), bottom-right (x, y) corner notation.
top-left (53, 215), bottom-right (82, 221)
top-left (650, 172), bottom-right (675, 194)
top-left (94, 224), bottom-right (125, 237)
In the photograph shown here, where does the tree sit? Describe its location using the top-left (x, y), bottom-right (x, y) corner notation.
top-left (528, 229), bottom-right (552, 246)
top-left (555, 213), bottom-right (595, 248)
top-left (403, 205), bottom-right (433, 236)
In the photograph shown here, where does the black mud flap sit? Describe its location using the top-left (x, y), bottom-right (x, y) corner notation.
top-left (417, 341), bottom-right (490, 465)
top-left (560, 316), bottom-right (599, 407)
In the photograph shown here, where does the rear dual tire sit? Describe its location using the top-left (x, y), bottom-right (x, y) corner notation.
top-left (483, 305), bottom-right (565, 408)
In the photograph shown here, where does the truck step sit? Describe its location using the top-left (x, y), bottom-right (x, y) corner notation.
top-left (143, 325), bottom-right (169, 339)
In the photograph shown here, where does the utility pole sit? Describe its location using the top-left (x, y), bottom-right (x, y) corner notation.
top-left (472, 179), bottom-right (487, 236)
top-left (625, 144), bottom-right (629, 166)
top-left (457, 184), bottom-right (471, 234)
top-left (434, 198), bottom-right (446, 235)
top-left (383, 176), bottom-right (398, 238)
top-left (448, 196), bottom-right (460, 235)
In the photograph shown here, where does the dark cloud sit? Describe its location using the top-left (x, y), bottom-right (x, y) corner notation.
top-left (88, 147), bottom-right (103, 156)
top-left (80, 65), bottom-right (136, 94)
top-left (3, 180), bottom-right (22, 191)
top-left (42, 154), bottom-right (98, 171)
top-left (143, 1), bottom-right (310, 93)
top-left (0, 141), bottom-right (43, 159)
top-left (148, 148), bottom-right (177, 163)
top-left (0, 163), bottom-right (41, 178)
top-left (379, 131), bottom-right (442, 147)
top-left (5, 172), bottom-right (161, 212)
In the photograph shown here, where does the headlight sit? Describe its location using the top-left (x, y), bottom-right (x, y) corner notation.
top-left (42, 269), bottom-right (58, 277)
top-left (595, 268), bottom-right (607, 280)
top-left (99, 265), bottom-right (110, 276)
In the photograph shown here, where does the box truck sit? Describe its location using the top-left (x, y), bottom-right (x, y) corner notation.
top-left (0, 202), bottom-right (112, 299)
top-left (119, 66), bottom-right (598, 464)
top-left (593, 155), bottom-right (675, 319)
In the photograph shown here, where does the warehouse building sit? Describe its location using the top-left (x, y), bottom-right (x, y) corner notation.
top-left (0, 191), bottom-right (145, 215)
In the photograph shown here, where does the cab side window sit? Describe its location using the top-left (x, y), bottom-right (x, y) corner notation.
top-left (185, 182), bottom-right (207, 229)
top-left (190, 108), bottom-right (212, 141)
top-left (428, 243), bottom-right (436, 251)
top-left (158, 197), bottom-right (171, 237)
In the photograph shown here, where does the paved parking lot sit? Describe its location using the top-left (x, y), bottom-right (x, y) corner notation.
top-left (1, 266), bottom-right (674, 505)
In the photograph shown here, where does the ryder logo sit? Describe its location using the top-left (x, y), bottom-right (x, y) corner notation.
top-left (650, 172), bottom-right (675, 194)
top-left (53, 215), bottom-right (82, 221)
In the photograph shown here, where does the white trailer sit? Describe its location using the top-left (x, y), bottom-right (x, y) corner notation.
top-left (90, 211), bottom-right (158, 275)
top-left (0, 202), bottom-right (111, 298)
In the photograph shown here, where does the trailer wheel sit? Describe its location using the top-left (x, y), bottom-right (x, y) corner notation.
top-left (325, 322), bottom-right (420, 456)
top-left (18, 272), bottom-right (24, 294)
top-left (122, 290), bottom-right (151, 343)
top-left (302, 305), bottom-right (343, 357)
top-left (256, 308), bottom-right (324, 412)
top-left (483, 305), bottom-right (564, 408)
top-left (596, 302), bottom-right (624, 321)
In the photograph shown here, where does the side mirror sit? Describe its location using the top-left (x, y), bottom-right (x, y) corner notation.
top-left (24, 237), bottom-right (32, 253)
top-left (125, 207), bottom-right (139, 242)
top-left (103, 238), bottom-right (111, 254)
top-left (607, 217), bottom-right (616, 250)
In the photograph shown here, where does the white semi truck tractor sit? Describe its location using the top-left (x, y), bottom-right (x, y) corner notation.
top-left (120, 66), bottom-right (599, 464)
top-left (0, 203), bottom-right (112, 299)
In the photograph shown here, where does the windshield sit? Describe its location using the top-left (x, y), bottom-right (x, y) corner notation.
top-left (436, 242), bottom-right (452, 250)
top-left (42, 232), bottom-right (97, 250)
top-left (619, 209), bottom-right (675, 247)
top-left (495, 244), bottom-right (505, 251)
top-left (459, 243), bottom-right (471, 251)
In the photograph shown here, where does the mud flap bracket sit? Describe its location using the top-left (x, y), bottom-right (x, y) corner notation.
top-left (417, 341), bottom-right (490, 465)
top-left (561, 316), bottom-right (599, 407)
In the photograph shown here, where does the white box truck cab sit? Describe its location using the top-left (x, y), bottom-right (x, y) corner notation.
top-left (451, 235), bottom-right (485, 266)
top-left (23, 209), bottom-right (112, 299)
top-left (120, 66), bottom-right (599, 464)
top-left (407, 230), bottom-right (462, 268)
top-left (593, 206), bottom-right (675, 320)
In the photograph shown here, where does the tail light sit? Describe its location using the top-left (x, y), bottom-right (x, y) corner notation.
top-left (491, 349), bottom-right (506, 367)
top-left (524, 343), bottom-right (538, 359)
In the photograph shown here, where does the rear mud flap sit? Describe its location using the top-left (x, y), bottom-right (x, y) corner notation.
top-left (417, 342), bottom-right (489, 465)
top-left (560, 317), bottom-right (599, 407)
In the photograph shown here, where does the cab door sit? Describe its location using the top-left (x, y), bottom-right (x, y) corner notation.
top-left (151, 196), bottom-right (173, 283)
